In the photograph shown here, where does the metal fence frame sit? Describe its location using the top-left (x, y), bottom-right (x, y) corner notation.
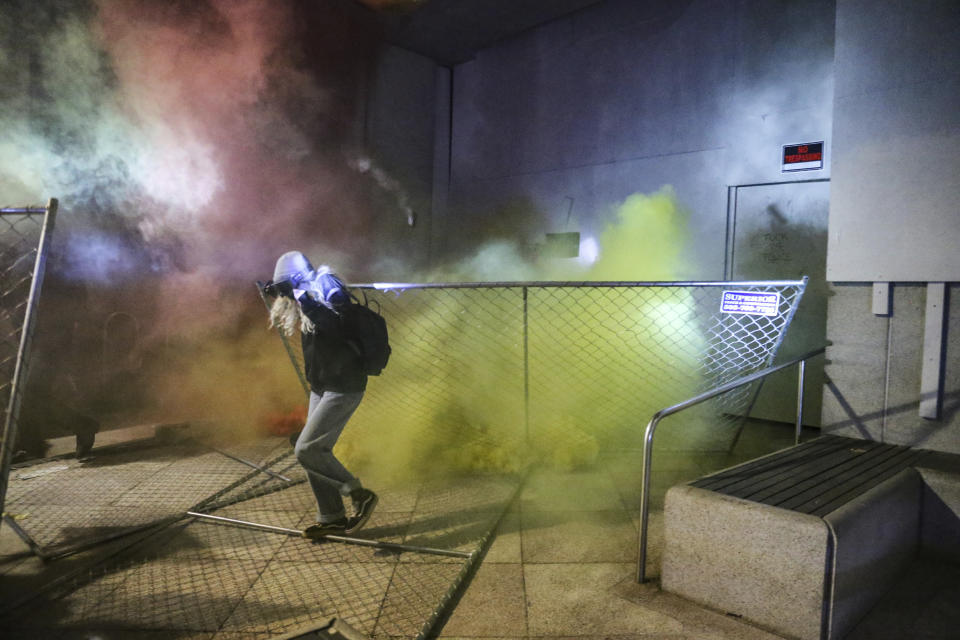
top-left (0, 198), bottom-right (58, 519)
top-left (353, 278), bottom-right (807, 447)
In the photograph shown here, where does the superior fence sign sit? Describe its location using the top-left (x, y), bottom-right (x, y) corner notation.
top-left (782, 141), bottom-right (823, 172)
top-left (721, 290), bottom-right (781, 317)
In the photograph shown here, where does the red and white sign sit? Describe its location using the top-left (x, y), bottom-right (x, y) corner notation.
top-left (782, 141), bottom-right (824, 172)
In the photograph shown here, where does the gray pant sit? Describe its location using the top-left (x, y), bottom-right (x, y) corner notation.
top-left (294, 390), bottom-right (364, 523)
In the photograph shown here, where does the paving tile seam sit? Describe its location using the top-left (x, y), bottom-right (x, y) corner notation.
top-left (371, 553), bottom-right (414, 636)
top-left (517, 496), bottom-right (531, 638)
top-left (266, 557), bottom-right (404, 564)
top-left (213, 547), bottom-right (282, 638)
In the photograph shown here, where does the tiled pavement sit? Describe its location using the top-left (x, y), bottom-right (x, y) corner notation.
top-left (435, 424), bottom-right (960, 640)
top-left (0, 432), bottom-right (520, 639)
top-left (1, 470), bottom-right (519, 639)
top-left (7, 421), bottom-right (949, 639)
top-left (0, 421), bottom-right (795, 640)
top-left (437, 447), bottom-right (788, 640)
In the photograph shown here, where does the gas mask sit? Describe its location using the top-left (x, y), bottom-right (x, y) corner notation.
top-left (268, 251), bottom-right (348, 310)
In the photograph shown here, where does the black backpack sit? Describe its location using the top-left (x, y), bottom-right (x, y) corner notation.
top-left (340, 291), bottom-right (391, 376)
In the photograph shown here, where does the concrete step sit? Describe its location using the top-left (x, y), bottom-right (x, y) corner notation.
top-left (661, 436), bottom-right (960, 640)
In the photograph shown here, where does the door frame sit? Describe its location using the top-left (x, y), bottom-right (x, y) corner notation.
top-left (722, 177), bottom-right (831, 429)
top-left (724, 178), bottom-right (831, 280)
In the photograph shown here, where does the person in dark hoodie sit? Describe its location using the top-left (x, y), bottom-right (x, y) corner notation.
top-left (267, 250), bottom-right (378, 538)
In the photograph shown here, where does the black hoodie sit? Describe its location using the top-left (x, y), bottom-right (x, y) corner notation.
top-left (298, 295), bottom-right (367, 394)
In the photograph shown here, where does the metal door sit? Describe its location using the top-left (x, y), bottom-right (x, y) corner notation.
top-left (727, 179), bottom-right (829, 426)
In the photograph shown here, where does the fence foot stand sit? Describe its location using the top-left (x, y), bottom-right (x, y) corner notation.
top-left (2, 513), bottom-right (49, 561)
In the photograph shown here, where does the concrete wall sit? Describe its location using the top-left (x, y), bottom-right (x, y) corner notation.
top-left (363, 45), bottom-right (443, 278)
top-left (827, 0), bottom-right (960, 281)
top-left (368, 0), bottom-right (958, 452)
top-left (823, 284), bottom-right (960, 453)
top-left (822, 0), bottom-right (960, 454)
top-left (446, 0), bottom-right (835, 276)
top-left (436, 0), bottom-right (835, 427)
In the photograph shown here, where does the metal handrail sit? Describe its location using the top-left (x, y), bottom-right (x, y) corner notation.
top-left (636, 345), bottom-right (827, 583)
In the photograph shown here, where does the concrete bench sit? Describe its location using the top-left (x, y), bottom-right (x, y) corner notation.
top-left (661, 436), bottom-right (960, 640)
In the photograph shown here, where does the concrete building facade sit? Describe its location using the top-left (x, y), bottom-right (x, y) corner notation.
top-left (363, 0), bottom-right (959, 454)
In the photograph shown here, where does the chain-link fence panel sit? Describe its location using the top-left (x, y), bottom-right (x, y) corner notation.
top-left (2, 434), bottom-right (294, 557)
top-left (1, 450), bottom-right (519, 640)
top-left (0, 200), bottom-right (57, 520)
top-left (1, 277), bottom-right (806, 639)
top-left (272, 279), bottom-right (808, 474)
top-left (694, 281), bottom-right (808, 445)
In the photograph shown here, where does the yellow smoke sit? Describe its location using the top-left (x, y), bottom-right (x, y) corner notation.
top-left (152, 187), bottom-right (701, 486)
top-left (589, 188), bottom-right (690, 281)
top-left (329, 187), bottom-right (703, 485)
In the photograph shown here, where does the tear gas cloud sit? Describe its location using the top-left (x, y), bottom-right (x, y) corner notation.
top-left (1, 0), bottom-right (400, 285)
top-left (328, 188), bottom-right (705, 485)
top-left (0, 0), bottom-right (404, 435)
top-left (2, 1), bottom-right (702, 479)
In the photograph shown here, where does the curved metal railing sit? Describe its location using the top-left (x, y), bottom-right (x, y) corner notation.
top-left (637, 345), bottom-right (827, 583)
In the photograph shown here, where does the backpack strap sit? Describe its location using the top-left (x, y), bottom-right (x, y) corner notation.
top-left (348, 288), bottom-right (382, 314)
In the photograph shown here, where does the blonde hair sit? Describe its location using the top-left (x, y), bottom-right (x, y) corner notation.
top-left (269, 296), bottom-right (315, 336)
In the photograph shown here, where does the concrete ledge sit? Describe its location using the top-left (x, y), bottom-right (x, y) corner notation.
top-left (662, 484), bottom-right (830, 640)
top-left (663, 454), bottom-right (959, 640)
top-left (823, 468), bottom-right (922, 639)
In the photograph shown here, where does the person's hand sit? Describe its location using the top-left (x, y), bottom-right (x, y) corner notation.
top-left (263, 279), bottom-right (295, 298)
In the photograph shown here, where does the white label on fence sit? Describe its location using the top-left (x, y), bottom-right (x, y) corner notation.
top-left (721, 291), bottom-right (780, 316)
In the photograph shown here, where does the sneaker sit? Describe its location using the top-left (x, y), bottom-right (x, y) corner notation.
top-left (302, 518), bottom-right (349, 539)
top-left (346, 488), bottom-right (378, 534)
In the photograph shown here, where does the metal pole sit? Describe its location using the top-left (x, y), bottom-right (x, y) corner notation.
top-left (189, 511), bottom-right (301, 535)
top-left (186, 511), bottom-right (473, 559)
top-left (0, 207), bottom-right (50, 213)
top-left (523, 286), bottom-right (530, 445)
top-left (357, 279), bottom-right (809, 291)
top-left (795, 359), bottom-right (806, 446)
top-left (637, 413), bottom-right (662, 583)
top-left (2, 513), bottom-right (48, 560)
